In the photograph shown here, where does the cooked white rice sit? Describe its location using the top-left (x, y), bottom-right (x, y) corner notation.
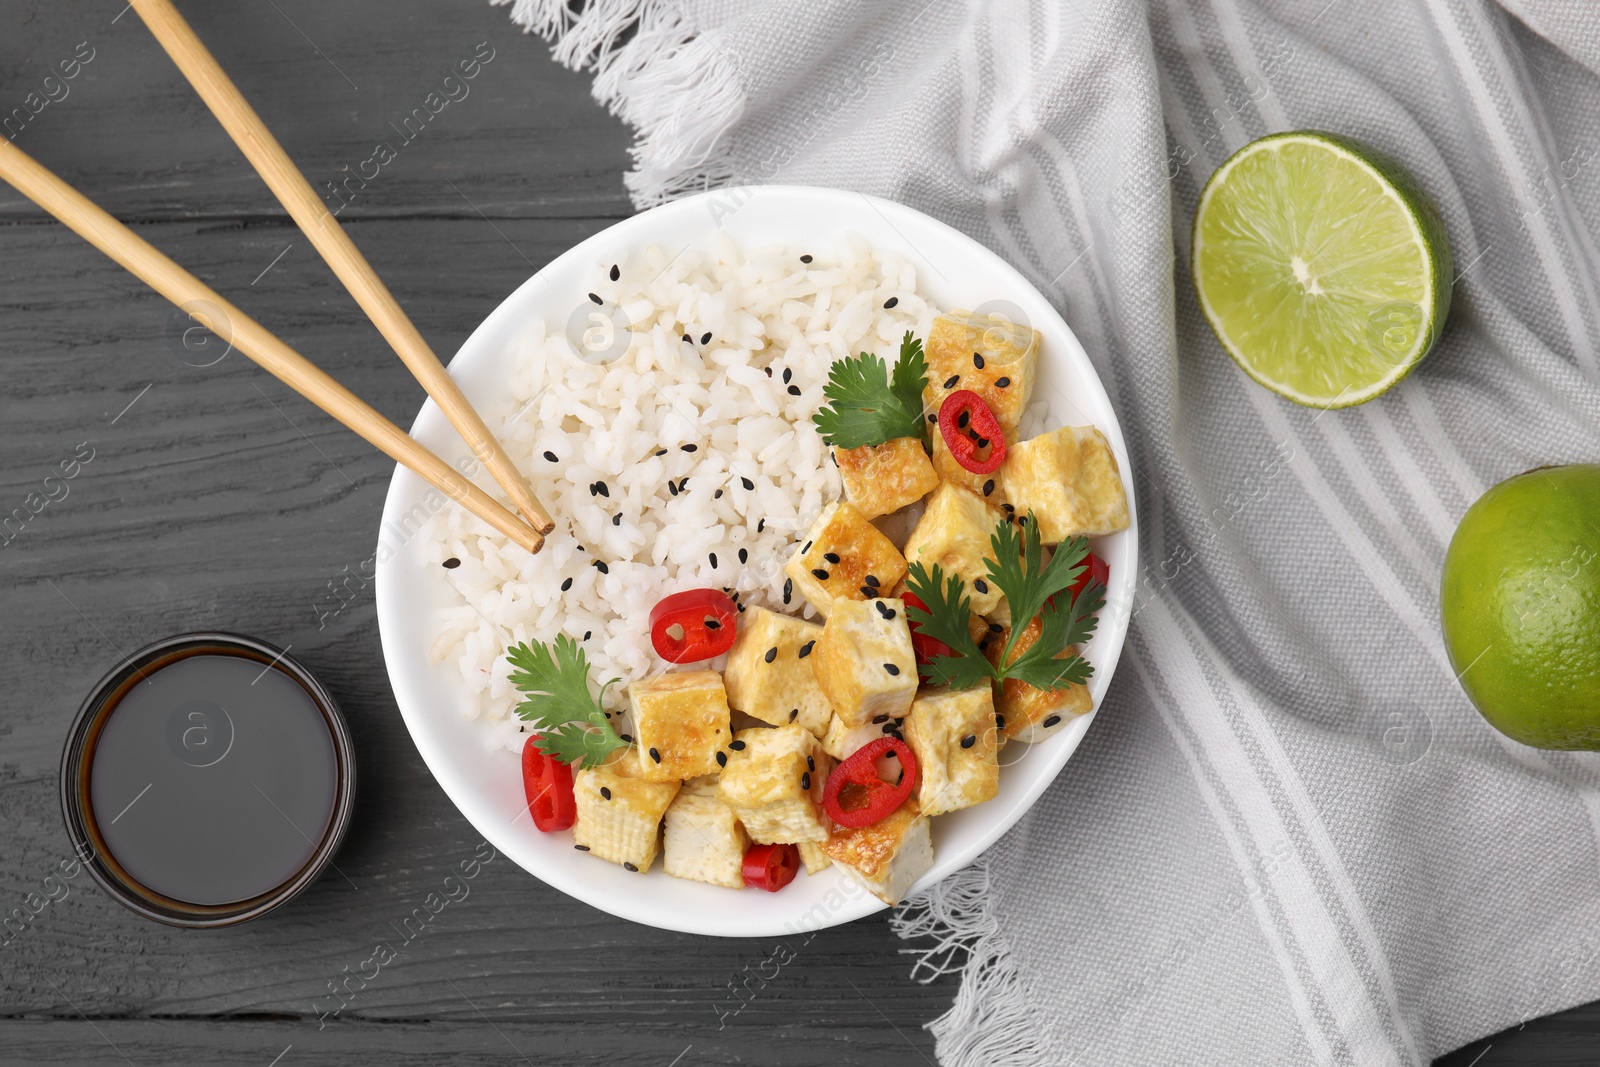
top-left (422, 233), bottom-right (939, 753)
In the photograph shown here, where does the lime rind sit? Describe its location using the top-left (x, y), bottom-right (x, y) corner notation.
top-left (1192, 131), bottom-right (1453, 409)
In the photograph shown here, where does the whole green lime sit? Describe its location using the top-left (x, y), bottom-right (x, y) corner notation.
top-left (1441, 465), bottom-right (1600, 749)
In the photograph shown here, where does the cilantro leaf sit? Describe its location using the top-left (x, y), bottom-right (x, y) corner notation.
top-left (812, 331), bottom-right (930, 449)
top-left (904, 561), bottom-right (992, 691)
top-left (506, 635), bottom-right (625, 768)
top-left (991, 521), bottom-right (1089, 669)
top-left (1002, 580), bottom-right (1103, 691)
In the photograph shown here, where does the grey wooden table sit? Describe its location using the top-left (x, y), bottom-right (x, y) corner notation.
top-left (0, 3), bottom-right (1593, 1065)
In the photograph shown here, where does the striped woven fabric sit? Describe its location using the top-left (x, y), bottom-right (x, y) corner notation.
top-left (496, 0), bottom-right (1600, 1061)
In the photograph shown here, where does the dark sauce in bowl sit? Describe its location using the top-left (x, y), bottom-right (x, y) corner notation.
top-left (61, 633), bottom-right (355, 927)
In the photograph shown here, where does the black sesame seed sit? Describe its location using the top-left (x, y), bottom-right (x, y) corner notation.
top-left (583, 630), bottom-right (593, 641)
top-left (995, 376), bottom-right (1011, 388)
top-left (979, 635), bottom-right (992, 651)
top-left (729, 739), bottom-right (746, 751)
top-left (811, 568), bottom-right (830, 580)
top-left (576, 545), bottom-right (585, 551)
top-left (885, 748), bottom-right (898, 758)
top-left (758, 518), bottom-right (766, 533)
top-left (1043, 715), bottom-right (1062, 728)
top-left (442, 557), bottom-right (461, 569)
top-left (682, 333), bottom-right (692, 343)
top-left (802, 540), bottom-right (813, 553)
top-left (681, 443), bottom-right (697, 452)
top-left (822, 552), bottom-right (839, 564)
top-left (741, 477), bottom-right (755, 490)
top-left (561, 577), bottom-right (574, 592)
top-left (875, 601), bottom-right (894, 620)
top-left (787, 384), bottom-right (802, 396)
top-left (595, 560), bottom-right (609, 574)
top-left (783, 578), bottom-right (793, 604)
top-left (668, 480), bottom-right (679, 497)
top-left (701, 332), bottom-right (713, 345)
top-left (961, 734), bottom-right (976, 749)
top-left (944, 375), bottom-right (960, 389)
top-left (575, 844), bottom-right (591, 851)
top-left (733, 548), bottom-right (745, 565)
top-left (800, 772), bottom-right (811, 790)
top-left (860, 585), bottom-right (876, 597)
top-left (883, 296), bottom-right (899, 308)
top-left (715, 489), bottom-right (724, 499)
top-left (800, 254), bottom-right (813, 263)
top-left (782, 368), bottom-right (793, 383)
top-left (764, 366), bottom-right (773, 377)
top-left (884, 663), bottom-right (901, 676)
top-left (764, 646), bottom-right (778, 664)
top-left (872, 714), bottom-right (889, 724)
top-left (612, 513), bottom-right (622, 526)
top-left (620, 733), bottom-right (633, 743)
top-left (649, 747), bottom-right (661, 763)
top-left (973, 579), bottom-right (988, 593)
top-left (716, 751), bottom-right (728, 767)
top-left (958, 410), bottom-right (970, 429)
top-left (789, 709), bottom-right (799, 722)
top-left (544, 450), bottom-right (559, 462)
top-left (678, 478), bottom-right (689, 492)
top-left (977, 437), bottom-right (990, 449)
top-left (807, 755), bottom-right (815, 771)
top-left (588, 483), bottom-right (598, 496)
top-left (798, 640), bottom-right (815, 658)
top-left (588, 292), bottom-right (602, 305)
top-left (595, 481), bottom-right (610, 497)
top-left (973, 352), bottom-right (985, 369)
top-left (989, 622), bottom-right (1003, 633)
top-left (656, 448), bottom-right (668, 457)
top-left (601, 786), bottom-right (612, 800)
top-left (1002, 502), bottom-right (1016, 513)
top-left (609, 264), bottom-right (620, 281)
top-left (865, 574), bottom-right (880, 587)
top-left (983, 479), bottom-right (995, 496)
top-left (882, 722), bottom-right (899, 733)
top-left (624, 862), bottom-right (639, 872)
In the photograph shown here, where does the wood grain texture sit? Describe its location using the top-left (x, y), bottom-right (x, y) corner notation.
top-left (0, 2), bottom-right (1590, 1065)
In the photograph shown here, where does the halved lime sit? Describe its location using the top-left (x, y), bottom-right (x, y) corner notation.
top-left (1192, 131), bottom-right (1452, 408)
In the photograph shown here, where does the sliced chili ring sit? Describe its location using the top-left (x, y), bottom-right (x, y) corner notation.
top-left (822, 736), bottom-right (917, 828)
top-left (938, 390), bottom-right (1008, 475)
top-left (742, 842), bottom-right (801, 891)
top-left (901, 590), bottom-right (953, 667)
top-left (649, 587), bottom-right (738, 662)
top-left (522, 734), bottom-right (576, 832)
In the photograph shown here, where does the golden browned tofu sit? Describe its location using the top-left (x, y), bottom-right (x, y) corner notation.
top-left (902, 483), bottom-right (1006, 615)
top-left (663, 782), bottom-right (749, 889)
top-left (985, 616), bottom-right (1093, 743)
top-left (812, 597), bottom-right (917, 727)
top-left (783, 501), bottom-right (908, 617)
top-left (796, 839), bottom-right (832, 874)
top-left (627, 670), bottom-right (731, 781)
top-left (715, 725), bottom-right (833, 844)
top-left (834, 437), bottom-right (940, 519)
top-left (903, 687), bottom-right (999, 816)
top-left (922, 310), bottom-right (1039, 434)
top-left (820, 800), bottom-right (934, 905)
top-left (930, 427), bottom-right (1005, 501)
top-left (821, 712), bottom-right (898, 761)
top-left (572, 755), bottom-right (681, 872)
top-left (723, 607), bottom-right (831, 737)
top-left (999, 425), bottom-right (1130, 543)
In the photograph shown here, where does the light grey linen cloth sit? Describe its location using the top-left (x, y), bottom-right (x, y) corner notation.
top-left (494, 0), bottom-right (1600, 1062)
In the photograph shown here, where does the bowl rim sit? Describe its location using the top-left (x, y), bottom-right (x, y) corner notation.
top-left (376, 183), bottom-right (1138, 936)
top-left (59, 631), bottom-right (358, 928)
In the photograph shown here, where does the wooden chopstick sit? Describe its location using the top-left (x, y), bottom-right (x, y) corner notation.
top-left (0, 138), bottom-right (545, 555)
top-left (129, 0), bottom-right (556, 538)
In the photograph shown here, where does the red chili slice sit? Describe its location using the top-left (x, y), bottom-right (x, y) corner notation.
top-left (742, 842), bottom-right (800, 891)
top-left (522, 734), bottom-right (576, 832)
top-left (649, 588), bottom-right (738, 662)
top-left (938, 390), bottom-right (1007, 475)
top-left (1048, 551), bottom-right (1110, 613)
top-left (822, 736), bottom-right (917, 828)
top-left (901, 590), bottom-right (953, 668)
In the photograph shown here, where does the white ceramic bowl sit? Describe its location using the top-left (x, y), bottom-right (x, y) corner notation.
top-left (376, 185), bottom-right (1137, 937)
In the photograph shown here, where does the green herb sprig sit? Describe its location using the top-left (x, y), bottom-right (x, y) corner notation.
top-left (506, 635), bottom-right (626, 768)
top-left (904, 514), bottom-right (1103, 692)
top-left (812, 331), bottom-right (930, 449)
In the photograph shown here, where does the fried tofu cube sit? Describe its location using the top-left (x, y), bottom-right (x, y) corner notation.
top-left (716, 725), bottom-right (833, 843)
top-left (985, 616), bottom-right (1094, 743)
top-left (783, 502), bottom-right (908, 617)
top-left (902, 483), bottom-right (1006, 616)
top-left (663, 782), bottom-right (750, 889)
top-left (573, 756), bottom-right (680, 872)
top-left (903, 687), bottom-right (1000, 816)
top-left (922, 310), bottom-right (1039, 434)
top-left (930, 426), bottom-right (1005, 501)
top-left (821, 712), bottom-right (898, 761)
top-left (820, 801), bottom-right (934, 905)
top-left (723, 607), bottom-right (831, 737)
top-left (628, 670), bottom-right (731, 781)
top-left (834, 437), bottom-right (940, 519)
top-left (796, 839), bottom-right (832, 875)
top-left (812, 597), bottom-right (917, 727)
top-left (1000, 425), bottom-right (1130, 543)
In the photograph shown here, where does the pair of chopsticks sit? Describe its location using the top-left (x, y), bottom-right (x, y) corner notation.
top-left (0, 0), bottom-right (554, 554)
